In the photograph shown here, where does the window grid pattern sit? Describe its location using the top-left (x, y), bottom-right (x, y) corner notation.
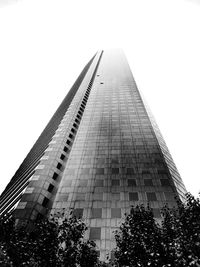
top-left (51, 50), bottom-right (185, 261)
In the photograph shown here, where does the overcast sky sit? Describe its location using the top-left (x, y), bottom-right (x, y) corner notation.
top-left (0, 0), bottom-right (199, 196)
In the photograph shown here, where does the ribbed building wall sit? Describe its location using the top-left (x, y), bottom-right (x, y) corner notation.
top-left (0, 53), bottom-right (96, 217)
top-left (13, 51), bottom-right (103, 222)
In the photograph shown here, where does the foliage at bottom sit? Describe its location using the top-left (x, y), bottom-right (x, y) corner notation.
top-left (114, 193), bottom-right (200, 267)
top-left (1, 193), bottom-right (200, 267)
top-left (0, 212), bottom-right (99, 267)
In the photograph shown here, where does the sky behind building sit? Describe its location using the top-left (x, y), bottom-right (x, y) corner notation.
top-left (0, 0), bottom-right (200, 196)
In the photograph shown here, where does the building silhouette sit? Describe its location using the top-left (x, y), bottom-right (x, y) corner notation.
top-left (0, 49), bottom-right (186, 260)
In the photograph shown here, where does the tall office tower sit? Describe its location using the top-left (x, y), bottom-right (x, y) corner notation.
top-left (0, 50), bottom-right (186, 260)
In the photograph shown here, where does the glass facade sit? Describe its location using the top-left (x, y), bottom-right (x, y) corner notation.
top-left (50, 50), bottom-right (186, 259)
top-left (0, 49), bottom-right (187, 261)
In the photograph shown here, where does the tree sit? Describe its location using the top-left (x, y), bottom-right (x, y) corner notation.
top-left (1, 193), bottom-right (200, 266)
top-left (161, 193), bottom-right (200, 267)
top-left (114, 193), bottom-right (200, 267)
top-left (55, 214), bottom-right (98, 267)
top-left (0, 211), bottom-right (99, 267)
top-left (114, 205), bottom-right (164, 267)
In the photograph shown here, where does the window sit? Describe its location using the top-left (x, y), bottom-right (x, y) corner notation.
top-left (111, 158), bottom-right (119, 164)
top-left (112, 168), bottom-right (119, 174)
top-left (158, 170), bottom-right (168, 175)
top-left (73, 123), bottom-right (78, 129)
top-left (96, 158), bottom-right (105, 164)
top-left (76, 114), bottom-right (81, 120)
top-left (66, 140), bottom-right (71, 145)
top-left (78, 180), bottom-right (88, 186)
top-left (52, 172), bottom-right (58, 180)
top-left (91, 208), bottom-right (102, 218)
top-left (160, 179), bottom-right (170, 186)
top-left (17, 202), bottom-right (27, 209)
top-left (31, 175), bottom-right (39, 181)
top-left (84, 158), bottom-right (91, 164)
top-left (142, 170), bottom-right (150, 174)
top-left (67, 169), bottom-right (75, 175)
top-left (25, 187), bottom-right (34, 194)
top-left (144, 179), bottom-right (153, 186)
top-left (164, 192), bottom-right (175, 201)
top-left (111, 179), bottom-right (120, 186)
top-left (73, 209), bottom-right (83, 218)
top-left (111, 208), bottom-right (121, 218)
top-left (142, 173), bottom-right (151, 179)
top-left (71, 128), bottom-right (76, 133)
top-left (36, 165), bottom-right (45, 170)
top-left (47, 184), bottom-right (54, 193)
top-left (112, 193), bottom-right (120, 200)
top-left (152, 208), bottom-right (161, 218)
top-left (81, 168), bottom-right (90, 175)
top-left (89, 227), bottom-right (101, 240)
top-left (129, 192), bottom-right (139, 201)
top-left (63, 146), bottom-right (68, 152)
top-left (60, 154), bottom-right (65, 160)
top-left (146, 192), bottom-right (157, 201)
top-left (76, 193), bottom-right (85, 201)
top-left (64, 180), bottom-right (72, 186)
top-left (128, 179), bottom-right (136, 186)
top-left (57, 163), bottom-right (62, 170)
top-left (127, 168), bottom-right (134, 175)
top-left (92, 193), bottom-right (103, 201)
top-left (42, 197), bottom-right (49, 207)
top-left (95, 179), bottom-right (104, 187)
top-left (57, 194), bottom-right (68, 201)
top-left (96, 168), bottom-right (104, 175)
top-left (69, 133), bottom-right (73, 139)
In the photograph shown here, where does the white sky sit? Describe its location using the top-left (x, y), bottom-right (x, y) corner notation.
top-left (0, 0), bottom-right (199, 196)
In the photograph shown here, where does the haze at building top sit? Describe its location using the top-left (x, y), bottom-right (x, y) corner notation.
top-left (0, 0), bottom-right (200, 196)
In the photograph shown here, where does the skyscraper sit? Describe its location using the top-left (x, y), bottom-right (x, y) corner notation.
top-left (0, 49), bottom-right (186, 260)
